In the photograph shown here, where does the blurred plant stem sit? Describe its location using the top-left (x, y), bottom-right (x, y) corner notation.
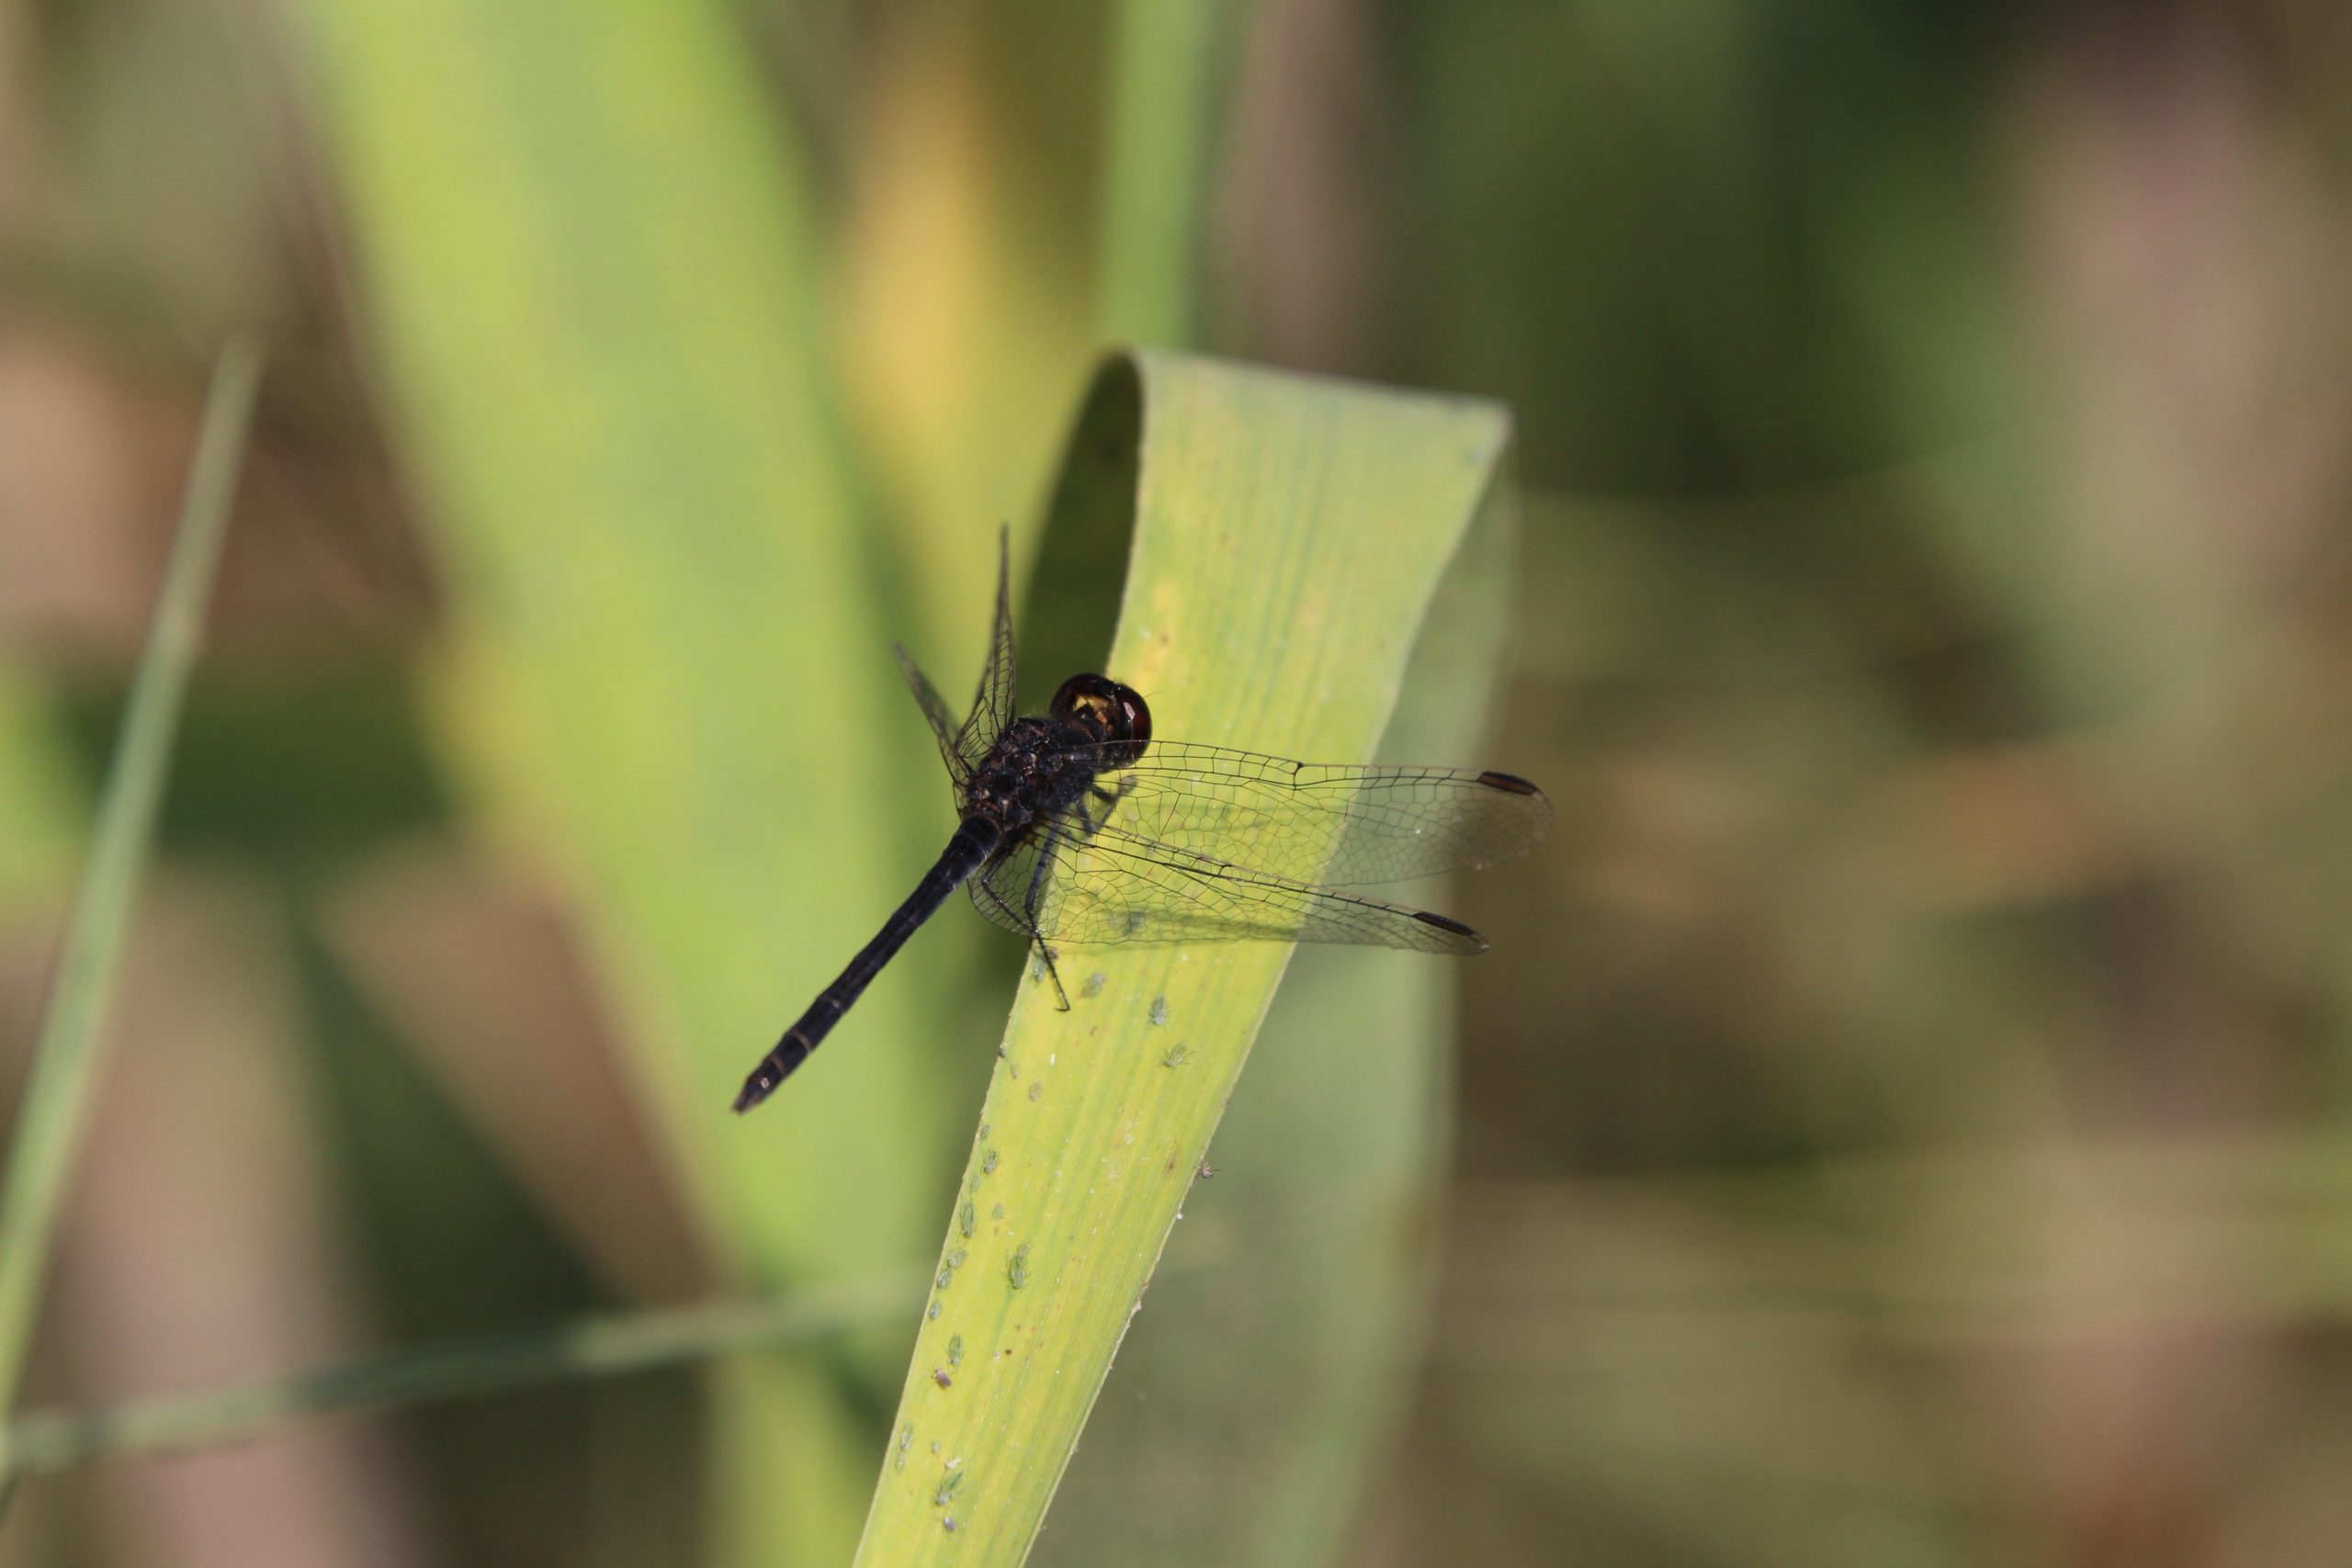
top-left (0, 1271), bottom-right (919, 1480)
top-left (1097, 0), bottom-right (1252, 346)
top-left (298, 2), bottom-right (939, 1553)
top-left (0, 341), bottom-right (262, 1449)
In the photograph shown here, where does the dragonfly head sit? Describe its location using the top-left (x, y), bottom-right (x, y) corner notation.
top-left (1051, 673), bottom-right (1152, 767)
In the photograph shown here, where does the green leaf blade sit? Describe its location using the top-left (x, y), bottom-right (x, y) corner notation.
top-left (854, 351), bottom-right (1511, 1565)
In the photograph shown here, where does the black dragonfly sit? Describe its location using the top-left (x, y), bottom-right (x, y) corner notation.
top-left (733, 534), bottom-right (1551, 1112)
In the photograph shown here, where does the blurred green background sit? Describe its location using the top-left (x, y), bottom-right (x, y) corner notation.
top-left (6, 1), bottom-right (2352, 1564)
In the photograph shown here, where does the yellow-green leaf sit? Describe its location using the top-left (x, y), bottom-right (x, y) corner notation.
top-left (854, 351), bottom-right (1513, 1564)
top-left (1034, 472), bottom-right (1518, 1567)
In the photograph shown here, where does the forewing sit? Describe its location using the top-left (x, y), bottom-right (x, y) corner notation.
top-left (1077, 741), bottom-right (1550, 886)
top-left (954, 526), bottom-right (1020, 767)
top-left (1024, 820), bottom-right (1488, 955)
top-left (895, 644), bottom-right (971, 790)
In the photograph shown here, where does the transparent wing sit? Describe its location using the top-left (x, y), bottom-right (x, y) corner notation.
top-left (895, 644), bottom-right (971, 789)
top-left (1066, 741), bottom-right (1550, 886)
top-left (953, 526), bottom-right (1020, 768)
top-left (1002, 817), bottom-right (1488, 954)
top-left (970, 826), bottom-right (1052, 939)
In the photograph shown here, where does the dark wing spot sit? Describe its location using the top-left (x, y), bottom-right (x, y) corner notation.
top-left (1412, 910), bottom-right (1487, 947)
top-left (1475, 771), bottom-right (1542, 795)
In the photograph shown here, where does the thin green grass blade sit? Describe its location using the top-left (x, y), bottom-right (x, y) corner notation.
top-left (0, 340), bottom-right (261, 1430)
top-left (0, 667), bottom-right (76, 914)
top-left (852, 352), bottom-right (1512, 1564)
top-left (0, 1270), bottom-right (917, 1478)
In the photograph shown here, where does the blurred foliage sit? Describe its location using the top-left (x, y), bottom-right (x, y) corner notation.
top-left (0, 670), bottom-right (75, 911)
top-left (3, 0), bottom-right (2352, 1565)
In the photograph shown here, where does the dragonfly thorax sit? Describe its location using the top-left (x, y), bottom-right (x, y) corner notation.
top-left (958, 673), bottom-right (1151, 835)
top-left (960, 714), bottom-right (1103, 834)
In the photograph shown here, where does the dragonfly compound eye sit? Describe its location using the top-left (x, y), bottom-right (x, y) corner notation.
top-left (1051, 673), bottom-right (1152, 765)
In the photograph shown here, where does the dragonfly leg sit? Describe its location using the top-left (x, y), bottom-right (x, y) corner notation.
top-left (1077, 774), bottom-right (1136, 837)
top-left (971, 876), bottom-right (1023, 932)
top-left (1021, 840), bottom-right (1072, 1011)
top-left (974, 875), bottom-right (1068, 1009)
top-left (1031, 940), bottom-right (1070, 1011)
